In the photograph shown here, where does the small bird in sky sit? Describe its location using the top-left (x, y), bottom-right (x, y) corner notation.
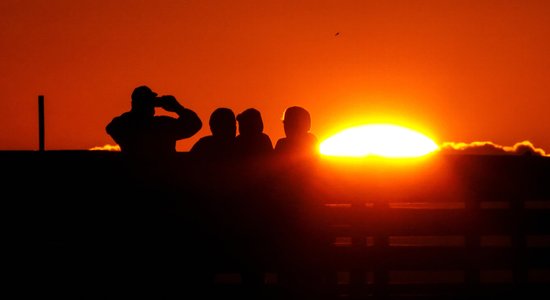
top-left (335, 32), bottom-right (340, 37)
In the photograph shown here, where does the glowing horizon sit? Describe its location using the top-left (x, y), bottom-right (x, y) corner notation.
top-left (319, 124), bottom-right (439, 158)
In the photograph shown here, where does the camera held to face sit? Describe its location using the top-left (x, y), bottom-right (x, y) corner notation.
top-left (154, 96), bottom-right (168, 108)
top-left (153, 95), bottom-right (181, 112)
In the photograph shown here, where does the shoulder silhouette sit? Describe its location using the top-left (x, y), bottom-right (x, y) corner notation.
top-left (106, 85), bottom-right (202, 159)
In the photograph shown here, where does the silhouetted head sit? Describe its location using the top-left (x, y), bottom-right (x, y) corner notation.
top-left (236, 108), bottom-right (264, 136)
top-left (209, 107), bottom-right (237, 138)
top-left (282, 106), bottom-right (311, 138)
top-left (131, 85), bottom-right (157, 116)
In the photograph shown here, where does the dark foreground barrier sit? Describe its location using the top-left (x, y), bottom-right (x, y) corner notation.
top-left (4, 150), bottom-right (550, 299)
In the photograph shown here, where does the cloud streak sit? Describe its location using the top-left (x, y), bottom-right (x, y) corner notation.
top-left (439, 141), bottom-right (548, 157)
top-left (90, 144), bottom-right (120, 151)
top-left (90, 141), bottom-right (549, 157)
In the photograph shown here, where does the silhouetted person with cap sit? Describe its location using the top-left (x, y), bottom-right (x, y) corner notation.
top-left (106, 85), bottom-right (202, 159)
top-left (105, 85), bottom-right (203, 296)
top-left (234, 108), bottom-right (273, 158)
top-left (274, 106), bottom-right (319, 159)
top-left (190, 107), bottom-right (237, 160)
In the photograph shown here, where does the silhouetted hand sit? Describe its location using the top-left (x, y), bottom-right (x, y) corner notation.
top-left (158, 95), bottom-right (185, 113)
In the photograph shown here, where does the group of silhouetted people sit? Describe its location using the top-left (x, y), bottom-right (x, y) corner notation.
top-left (104, 85), bottom-right (322, 298)
top-left (106, 85), bottom-right (319, 162)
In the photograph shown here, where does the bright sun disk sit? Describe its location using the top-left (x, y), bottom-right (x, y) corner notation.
top-left (320, 124), bottom-right (439, 158)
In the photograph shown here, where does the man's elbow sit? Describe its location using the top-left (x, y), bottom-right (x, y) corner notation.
top-left (175, 112), bottom-right (202, 138)
top-left (191, 118), bottom-right (203, 135)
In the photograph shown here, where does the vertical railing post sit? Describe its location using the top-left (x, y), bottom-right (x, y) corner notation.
top-left (38, 95), bottom-right (45, 151)
top-left (511, 192), bottom-right (527, 293)
top-left (464, 192), bottom-right (481, 296)
top-left (373, 200), bottom-right (389, 299)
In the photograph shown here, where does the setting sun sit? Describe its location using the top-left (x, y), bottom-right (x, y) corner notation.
top-left (320, 124), bottom-right (439, 158)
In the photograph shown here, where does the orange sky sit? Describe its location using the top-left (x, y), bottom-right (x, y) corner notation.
top-left (1, 0), bottom-right (549, 152)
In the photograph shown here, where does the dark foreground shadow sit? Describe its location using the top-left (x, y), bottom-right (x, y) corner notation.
top-left (4, 151), bottom-right (550, 299)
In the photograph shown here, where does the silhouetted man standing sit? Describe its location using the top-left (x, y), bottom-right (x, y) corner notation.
top-left (106, 85), bottom-right (202, 158)
top-left (274, 106), bottom-right (319, 159)
top-left (105, 85), bottom-right (203, 296)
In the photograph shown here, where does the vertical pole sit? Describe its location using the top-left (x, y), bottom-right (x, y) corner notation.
top-left (39, 95), bottom-right (45, 151)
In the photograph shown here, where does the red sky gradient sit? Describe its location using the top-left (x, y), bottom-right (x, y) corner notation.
top-left (1, 0), bottom-right (549, 152)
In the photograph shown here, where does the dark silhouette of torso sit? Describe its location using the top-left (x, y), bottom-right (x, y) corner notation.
top-left (274, 133), bottom-right (318, 157)
top-left (235, 133), bottom-right (273, 157)
top-left (108, 113), bottom-right (194, 155)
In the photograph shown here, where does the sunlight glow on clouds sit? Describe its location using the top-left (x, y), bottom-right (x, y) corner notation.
top-left (90, 140), bottom-right (548, 157)
top-left (90, 144), bottom-right (120, 151)
top-left (439, 141), bottom-right (548, 157)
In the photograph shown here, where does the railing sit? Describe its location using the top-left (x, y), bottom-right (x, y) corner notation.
top-left (4, 151), bottom-right (550, 299)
